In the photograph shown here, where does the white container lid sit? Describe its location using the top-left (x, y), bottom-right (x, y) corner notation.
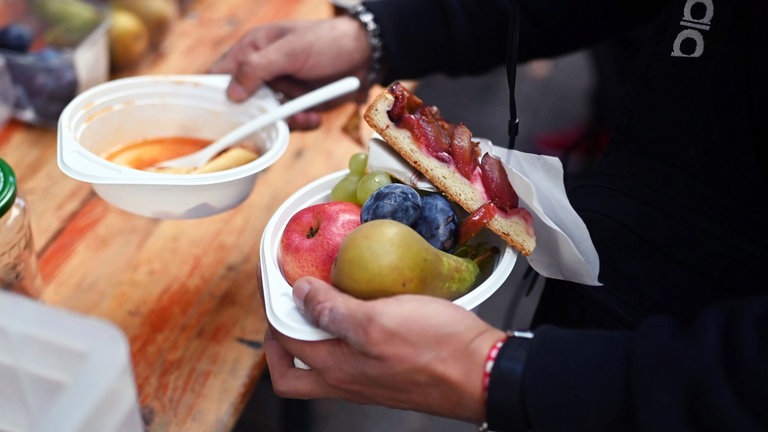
top-left (0, 291), bottom-right (143, 432)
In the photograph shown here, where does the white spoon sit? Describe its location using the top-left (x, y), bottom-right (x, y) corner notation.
top-left (156, 76), bottom-right (361, 169)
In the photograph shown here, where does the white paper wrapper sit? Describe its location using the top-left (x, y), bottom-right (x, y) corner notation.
top-left (368, 136), bottom-right (601, 286)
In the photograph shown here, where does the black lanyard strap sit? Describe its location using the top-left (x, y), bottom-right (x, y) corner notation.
top-left (507, 0), bottom-right (521, 148)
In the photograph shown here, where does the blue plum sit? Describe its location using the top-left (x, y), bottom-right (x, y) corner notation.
top-left (414, 193), bottom-right (459, 252)
top-left (0, 24), bottom-right (34, 53)
top-left (6, 47), bottom-right (78, 124)
top-left (361, 183), bottom-right (422, 226)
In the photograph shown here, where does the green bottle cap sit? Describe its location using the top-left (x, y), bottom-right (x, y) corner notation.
top-left (0, 159), bottom-right (18, 218)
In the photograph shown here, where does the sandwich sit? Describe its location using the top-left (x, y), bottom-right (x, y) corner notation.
top-left (363, 82), bottom-right (536, 256)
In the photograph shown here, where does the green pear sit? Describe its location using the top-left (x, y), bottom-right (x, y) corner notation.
top-left (330, 219), bottom-right (480, 300)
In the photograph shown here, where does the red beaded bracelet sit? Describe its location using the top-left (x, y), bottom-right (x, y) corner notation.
top-left (482, 337), bottom-right (508, 400)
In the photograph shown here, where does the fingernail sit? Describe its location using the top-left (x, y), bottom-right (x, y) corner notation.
top-left (293, 279), bottom-right (310, 312)
top-left (228, 83), bottom-right (248, 101)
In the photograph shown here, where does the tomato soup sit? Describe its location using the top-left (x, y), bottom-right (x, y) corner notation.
top-left (103, 137), bottom-right (211, 170)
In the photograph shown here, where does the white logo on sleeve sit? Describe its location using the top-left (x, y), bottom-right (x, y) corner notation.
top-left (672, 0), bottom-right (715, 58)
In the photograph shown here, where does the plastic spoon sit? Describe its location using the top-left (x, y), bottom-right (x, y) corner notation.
top-left (156, 76), bottom-right (361, 169)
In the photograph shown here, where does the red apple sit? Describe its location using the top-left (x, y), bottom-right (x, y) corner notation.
top-left (279, 201), bottom-right (362, 285)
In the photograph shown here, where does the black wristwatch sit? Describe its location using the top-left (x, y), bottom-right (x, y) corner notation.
top-left (333, 1), bottom-right (385, 88)
top-left (485, 330), bottom-right (534, 432)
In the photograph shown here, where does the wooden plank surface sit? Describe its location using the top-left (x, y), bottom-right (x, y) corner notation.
top-left (0, 0), bottom-right (374, 430)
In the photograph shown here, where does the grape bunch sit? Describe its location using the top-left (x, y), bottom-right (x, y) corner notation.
top-left (331, 152), bottom-right (392, 205)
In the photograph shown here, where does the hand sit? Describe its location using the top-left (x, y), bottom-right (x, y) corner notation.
top-left (210, 16), bottom-right (372, 130)
top-left (265, 276), bottom-right (507, 423)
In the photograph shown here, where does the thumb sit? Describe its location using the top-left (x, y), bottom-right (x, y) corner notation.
top-left (292, 276), bottom-right (366, 345)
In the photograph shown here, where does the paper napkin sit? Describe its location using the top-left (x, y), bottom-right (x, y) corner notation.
top-left (368, 136), bottom-right (601, 286)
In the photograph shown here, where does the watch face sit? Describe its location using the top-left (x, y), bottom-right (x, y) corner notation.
top-left (331, 0), bottom-right (363, 7)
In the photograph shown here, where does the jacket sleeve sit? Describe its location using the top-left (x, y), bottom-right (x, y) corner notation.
top-left (364, 0), bottom-right (669, 82)
top-left (515, 296), bottom-right (768, 432)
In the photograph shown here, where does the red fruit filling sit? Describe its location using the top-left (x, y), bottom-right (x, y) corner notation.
top-left (480, 153), bottom-right (519, 211)
top-left (450, 123), bottom-right (480, 179)
top-left (387, 82), bottom-right (527, 230)
top-left (458, 201), bottom-right (497, 245)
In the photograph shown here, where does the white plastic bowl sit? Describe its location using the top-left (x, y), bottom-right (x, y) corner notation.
top-left (260, 170), bottom-right (518, 341)
top-left (57, 74), bottom-right (290, 219)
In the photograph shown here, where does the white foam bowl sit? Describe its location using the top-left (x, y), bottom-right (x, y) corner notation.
top-left (260, 170), bottom-right (518, 341)
top-left (57, 74), bottom-right (290, 219)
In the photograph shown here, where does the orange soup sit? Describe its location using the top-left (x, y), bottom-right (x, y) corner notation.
top-left (103, 137), bottom-right (211, 170)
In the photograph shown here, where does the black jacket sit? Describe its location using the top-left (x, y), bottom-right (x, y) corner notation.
top-left (365, 0), bottom-right (768, 430)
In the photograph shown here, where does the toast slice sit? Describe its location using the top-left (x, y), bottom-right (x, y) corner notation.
top-left (364, 83), bottom-right (536, 256)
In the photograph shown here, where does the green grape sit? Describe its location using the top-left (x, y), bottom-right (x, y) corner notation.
top-left (331, 173), bottom-right (363, 203)
top-left (356, 171), bottom-right (392, 204)
top-left (348, 152), bottom-right (368, 176)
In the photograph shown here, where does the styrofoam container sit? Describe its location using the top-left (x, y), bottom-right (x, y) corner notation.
top-left (260, 170), bottom-right (518, 341)
top-left (57, 74), bottom-right (289, 219)
top-left (0, 291), bottom-right (143, 432)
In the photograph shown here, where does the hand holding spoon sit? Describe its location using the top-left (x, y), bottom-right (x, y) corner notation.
top-left (156, 76), bottom-right (361, 169)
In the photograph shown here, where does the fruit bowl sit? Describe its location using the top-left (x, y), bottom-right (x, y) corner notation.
top-left (57, 74), bottom-right (290, 219)
top-left (0, 0), bottom-right (110, 128)
top-left (260, 170), bottom-right (518, 341)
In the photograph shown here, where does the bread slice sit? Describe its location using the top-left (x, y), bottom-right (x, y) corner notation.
top-left (364, 84), bottom-right (536, 256)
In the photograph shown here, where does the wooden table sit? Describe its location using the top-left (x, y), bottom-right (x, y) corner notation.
top-left (0, 1), bottom-right (373, 430)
